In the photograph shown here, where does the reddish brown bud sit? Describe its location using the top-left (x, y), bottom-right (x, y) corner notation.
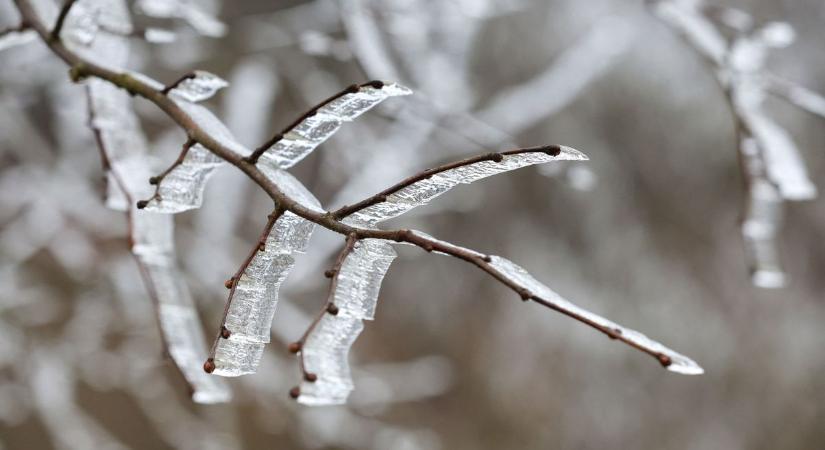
top-left (149, 176), bottom-right (160, 185)
top-left (324, 269), bottom-right (336, 278)
top-left (346, 84), bottom-right (360, 94)
top-left (545, 145), bottom-right (561, 156)
top-left (220, 326), bottom-right (231, 339)
top-left (136, 200), bottom-right (149, 209)
top-left (489, 152), bottom-right (504, 162)
top-left (224, 278), bottom-right (234, 289)
top-left (518, 289), bottom-right (531, 301)
top-left (483, 255), bottom-right (492, 263)
top-left (289, 386), bottom-right (301, 399)
top-left (367, 80), bottom-right (385, 89)
top-left (304, 372), bottom-right (318, 382)
top-left (288, 342), bottom-right (302, 354)
top-left (658, 354), bottom-right (672, 367)
top-left (203, 358), bottom-right (215, 373)
top-left (326, 303), bottom-right (339, 316)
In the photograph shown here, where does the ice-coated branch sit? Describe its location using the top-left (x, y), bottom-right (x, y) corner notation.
top-left (332, 145), bottom-right (587, 223)
top-left (649, 0), bottom-right (820, 287)
top-left (16, 0), bottom-right (702, 406)
top-left (244, 80), bottom-right (411, 167)
top-left (136, 139), bottom-right (194, 209)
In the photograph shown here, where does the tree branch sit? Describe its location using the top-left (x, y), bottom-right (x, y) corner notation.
top-left (50, 0), bottom-right (78, 41)
top-left (136, 138), bottom-right (195, 209)
top-left (17, 0), bottom-right (697, 373)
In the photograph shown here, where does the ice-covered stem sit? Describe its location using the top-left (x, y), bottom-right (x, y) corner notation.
top-left (86, 86), bottom-right (194, 394)
top-left (17, 0), bottom-right (695, 373)
top-left (288, 234), bottom-right (359, 395)
top-left (332, 146), bottom-right (562, 219)
top-left (136, 139), bottom-right (195, 210)
top-left (244, 80), bottom-right (387, 165)
top-left (204, 207), bottom-right (284, 373)
top-left (161, 72), bottom-right (198, 95)
top-left (50, 0), bottom-right (79, 41)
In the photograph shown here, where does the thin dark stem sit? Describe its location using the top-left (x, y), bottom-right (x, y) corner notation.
top-left (204, 208), bottom-right (284, 370)
top-left (0, 23), bottom-right (29, 37)
top-left (137, 139), bottom-right (195, 209)
top-left (332, 145), bottom-right (561, 219)
top-left (244, 80), bottom-right (385, 164)
top-left (161, 72), bottom-right (197, 95)
top-left (291, 234), bottom-right (358, 386)
top-left (50, 0), bottom-right (78, 41)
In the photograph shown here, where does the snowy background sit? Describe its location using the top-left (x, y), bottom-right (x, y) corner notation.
top-left (1, 0), bottom-right (824, 449)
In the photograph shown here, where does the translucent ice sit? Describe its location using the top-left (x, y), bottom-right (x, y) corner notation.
top-left (298, 239), bottom-right (397, 405)
top-left (256, 82), bottom-right (411, 169)
top-left (168, 71), bottom-right (228, 103)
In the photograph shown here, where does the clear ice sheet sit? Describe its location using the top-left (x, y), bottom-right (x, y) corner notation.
top-left (347, 146), bottom-right (588, 225)
top-left (87, 63), bottom-right (230, 402)
top-left (212, 197), bottom-right (322, 376)
top-left (298, 239), bottom-right (397, 405)
top-left (168, 70), bottom-right (228, 103)
top-left (257, 82), bottom-right (411, 169)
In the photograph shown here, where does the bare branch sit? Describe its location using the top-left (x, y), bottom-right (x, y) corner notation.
top-left (136, 139), bottom-right (195, 209)
top-left (50, 0), bottom-right (79, 41)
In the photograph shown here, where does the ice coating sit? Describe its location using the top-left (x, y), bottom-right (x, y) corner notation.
top-left (168, 71), bottom-right (228, 103)
top-left (345, 146), bottom-right (588, 225)
top-left (211, 165), bottom-right (322, 376)
top-left (485, 255), bottom-right (703, 375)
top-left (211, 212), bottom-right (318, 376)
top-left (142, 99), bottom-right (250, 213)
top-left (298, 239), bottom-right (397, 405)
top-left (257, 82), bottom-right (411, 169)
top-left (87, 66), bottom-right (230, 402)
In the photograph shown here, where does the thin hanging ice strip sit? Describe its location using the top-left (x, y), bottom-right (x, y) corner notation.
top-left (212, 169), bottom-right (323, 376)
top-left (298, 239), bottom-right (397, 405)
top-left (88, 76), bottom-right (231, 402)
top-left (256, 81), bottom-right (411, 170)
top-left (739, 137), bottom-right (786, 288)
top-left (401, 231), bottom-right (703, 375)
top-left (142, 98), bottom-right (250, 213)
top-left (345, 146), bottom-right (588, 225)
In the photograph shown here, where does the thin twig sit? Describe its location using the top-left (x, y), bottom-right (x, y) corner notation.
top-left (136, 139), bottom-right (195, 209)
top-left (288, 233), bottom-right (359, 396)
top-left (244, 80), bottom-right (385, 164)
top-left (50, 0), bottom-right (78, 41)
top-left (332, 145), bottom-right (561, 219)
top-left (160, 72), bottom-right (197, 95)
top-left (204, 207), bottom-right (284, 372)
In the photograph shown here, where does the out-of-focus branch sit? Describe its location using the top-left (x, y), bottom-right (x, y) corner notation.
top-left (50, 0), bottom-right (79, 41)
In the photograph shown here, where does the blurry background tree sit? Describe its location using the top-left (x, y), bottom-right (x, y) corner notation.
top-left (1, 0), bottom-right (824, 449)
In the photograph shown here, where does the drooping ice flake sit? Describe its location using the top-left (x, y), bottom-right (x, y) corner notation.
top-left (484, 254), bottom-right (703, 375)
top-left (60, 0), bottom-right (133, 71)
top-left (298, 239), bottom-right (397, 405)
top-left (211, 173), bottom-right (322, 377)
top-left (345, 146), bottom-right (588, 225)
top-left (142, 143), bottom-right (223, 213)
top-left (0, 28), bottom-right (37, 52)
top-left (86, 53), bottom-right (230, 402)
top-left (256, 81), bottom-right (411, 169)
top-left (135, 0), bottom-right (227, 37)
top-left (168, 71), bottom-right (228, 103)
top-left (142, 99), bottom-right (250, 213)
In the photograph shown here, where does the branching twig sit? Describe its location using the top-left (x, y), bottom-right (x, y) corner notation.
top-left (160, 72), bottom-right (197, 95)
top-left (244, 80), bottom-right (386, 165)
top-left (136, 139), bottom-right (195, 209)
top-left (332, 145), bottom-right (561, 219)
top-left (203, 207), bottom-right (285, 373)
top-left (288, 233), bottom-right (358, 397)
top-left (50, 0), bottom-right (78, 41)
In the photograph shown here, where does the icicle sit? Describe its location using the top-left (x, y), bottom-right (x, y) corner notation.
top-left (167, 71), bottom-right (228, 103)
top-left (212, 169), bottom-right (323, 376)
top-left (298, 239), bottom-right (397, 405)
top-left (256, 81), bottom-right (411, 169)
top-left (345, 146), bottom-right (588, 225)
